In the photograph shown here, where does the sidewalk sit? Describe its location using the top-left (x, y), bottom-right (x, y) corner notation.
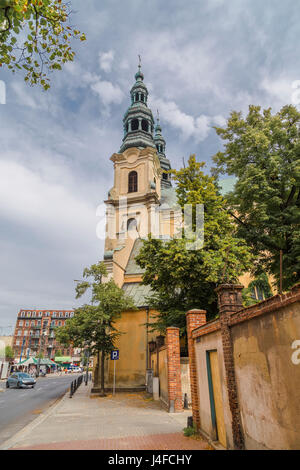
top-left (3, 383), bottom-right (211, 450)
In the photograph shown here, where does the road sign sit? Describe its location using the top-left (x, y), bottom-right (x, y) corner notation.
top-left (111, 350), bottom-right (119, 395)
top-left (111, 350), bottom-right (119, 360)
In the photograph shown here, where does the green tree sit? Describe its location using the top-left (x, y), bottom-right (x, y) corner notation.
top-left (0, 0), bottom-right (86, 89)
top-left (55, 349), bottom-right (62, 357)
top-left (242, 273), bottom-right (273, 307)
top-left (213, 104), bottom-right (300, 291)
top-left (136, 155), bottom-right (252, 335)
top-left (55, 261), bottom-right (136, 396)
top-left (5, 345), bottom-right (14, 360)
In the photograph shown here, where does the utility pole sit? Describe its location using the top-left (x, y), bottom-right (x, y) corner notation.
top-left (37, 321), bottom-right (47, 377)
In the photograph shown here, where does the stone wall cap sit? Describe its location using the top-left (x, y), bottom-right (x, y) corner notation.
top-left (215, 284), bottom-right (244, 293)
top-left (186, 309), bottom-right (207, 314)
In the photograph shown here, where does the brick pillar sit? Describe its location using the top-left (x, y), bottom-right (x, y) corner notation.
top-left (215, 284), bottom-right (244, 450)
top-left (166, 327), bottom-right (183, 413)
top-left (186, 309), bottom-right (207, 430)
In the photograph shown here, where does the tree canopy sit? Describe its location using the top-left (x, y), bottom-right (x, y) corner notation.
top-left (5, 345), bottom-right (14, 359)
top-left (213, 104), bottom-right (300, 291)
top-left (55, 262), bottom-right (136, 357)
top-left (136, 155), bottom-right (253, 334)
top-left (0, 0), bottom-right (86, 89)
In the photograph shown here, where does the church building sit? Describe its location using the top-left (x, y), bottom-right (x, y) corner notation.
top-left (99, 64), bottom-right (179, 391)
top-left (97, 64), bottom-right (258, 392)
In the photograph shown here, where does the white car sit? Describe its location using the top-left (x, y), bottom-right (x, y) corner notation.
top-left (72, 367), bottom-right (82, 373)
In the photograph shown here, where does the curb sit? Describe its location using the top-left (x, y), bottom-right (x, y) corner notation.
top-left (0, 388), bottom-right (70, 450)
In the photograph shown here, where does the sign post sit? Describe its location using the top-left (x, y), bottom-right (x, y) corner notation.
top-left (111, 350), bottom-right (119, 395)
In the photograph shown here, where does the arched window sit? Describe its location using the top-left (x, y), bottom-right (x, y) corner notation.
top-left (141, 119), bottom-right (148, 132)
top-left (128, 171), bottom-right (138, 193)
top-left (131, 119), bottom-right (139, 131)
top-left (127, 218), bottom-right (137, 231)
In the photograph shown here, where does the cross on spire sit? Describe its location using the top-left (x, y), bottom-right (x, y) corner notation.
top-left (138, 54), bottom-right (142, 70)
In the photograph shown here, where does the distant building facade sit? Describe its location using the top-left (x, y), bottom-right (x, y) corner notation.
top-left (13, 309), bottom-right (75, 361)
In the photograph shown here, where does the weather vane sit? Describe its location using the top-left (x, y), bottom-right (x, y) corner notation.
top-left (138, 54), bottom-right (142, 70)
top-left (157, 109), bottom-right (160, 122)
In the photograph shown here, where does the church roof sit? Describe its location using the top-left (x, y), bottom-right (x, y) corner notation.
top-left (124, 238), bottom-right (145, 275)
top-left (122, 282), bottom-right (153, 308)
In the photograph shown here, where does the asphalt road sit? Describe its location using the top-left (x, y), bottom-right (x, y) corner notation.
top-left (0, 374), bottom-right (80, 445)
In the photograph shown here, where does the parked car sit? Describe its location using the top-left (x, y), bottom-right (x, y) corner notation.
top-left (71, 367), bottom-right (82, 373)
top-left (6, 372), bottom-right (36, 389)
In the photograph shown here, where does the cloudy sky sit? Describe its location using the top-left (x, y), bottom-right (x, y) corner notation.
top-left (1, 0), bottom-right (299, 334)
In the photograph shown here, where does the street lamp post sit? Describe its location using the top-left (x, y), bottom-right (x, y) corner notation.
top-left (37, 329), bottom-right (47, 377)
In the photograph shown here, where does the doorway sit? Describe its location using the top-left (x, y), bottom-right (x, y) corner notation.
top-left (206, 350), bottom-right (227, 447)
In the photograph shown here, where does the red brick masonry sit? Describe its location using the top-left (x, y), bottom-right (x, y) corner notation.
top-left (186, 310), bottom-right (207, 430)
top-left (166, 327), bottom-right (183, 412)
top-left (13, 433), bottom-right (211, 450)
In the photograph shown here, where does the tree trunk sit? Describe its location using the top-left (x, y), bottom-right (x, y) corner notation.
top-left (94, 350), bottom-right (100, 387)
top-left (100, 350), bottom-right (106, 397)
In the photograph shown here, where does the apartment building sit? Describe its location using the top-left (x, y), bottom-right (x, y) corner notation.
top-left (13, 309), bottom-right (75, 361)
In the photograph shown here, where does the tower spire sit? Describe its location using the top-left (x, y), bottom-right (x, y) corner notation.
top-left (154, 112), bottom-right (172, 188)
top-left (119, 62), bottom-right (155, 153)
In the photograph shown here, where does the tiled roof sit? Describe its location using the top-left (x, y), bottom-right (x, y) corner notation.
top-left (122, 282), bottom-right (153, 308)
top-left (125, 239), bottom-right (145, 275)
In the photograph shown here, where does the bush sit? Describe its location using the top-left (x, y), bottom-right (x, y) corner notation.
top-left (183, 425), bottom-right (197, 437)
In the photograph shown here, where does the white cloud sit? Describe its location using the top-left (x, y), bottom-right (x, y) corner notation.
top-left (260, 77), bottom-right (295, 108)
top-left (151, 97), bottom-right (226, 142)
top-left (0, 160), bottom-right (98, 248)
top-left (90, 80), bottom-right (124, 106)
top-left (99, 50), bottom-right (115, 72)
top-left (10, 82), bottom-right (41, 109)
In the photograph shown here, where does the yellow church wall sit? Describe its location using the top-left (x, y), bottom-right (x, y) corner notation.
top-left (107, 308), bottom-right (148, 388)
top-left (104, 308), bottom-right (160, 389)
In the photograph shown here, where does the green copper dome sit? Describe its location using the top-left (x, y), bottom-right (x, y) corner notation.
top-left (120, 66), bottom-right (156, 153)
top-left (154, 115), bottom-right (172, 188)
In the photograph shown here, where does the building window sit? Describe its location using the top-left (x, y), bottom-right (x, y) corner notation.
top-left (141, 119), bottom-right (148, 132)
top-left (163, 173), bottom-right (168, 181)
top-left (131, 119), bottom-right (139, 131)
top-left (128, 171), bottom-right (138, 193)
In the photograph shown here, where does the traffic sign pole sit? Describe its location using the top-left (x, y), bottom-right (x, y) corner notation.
top-left (113, 360), bottom-right (116, 395)
top-left (111, 350), bottom-right (119, 396)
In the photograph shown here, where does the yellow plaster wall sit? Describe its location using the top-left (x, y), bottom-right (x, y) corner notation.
top-left (106, 309), bottom-right (148, 388)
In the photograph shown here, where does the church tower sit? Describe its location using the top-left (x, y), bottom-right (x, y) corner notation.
top-left (99, 64), bottom-right (179, 392)
top-left (103, 64), bottom-right (174, 287)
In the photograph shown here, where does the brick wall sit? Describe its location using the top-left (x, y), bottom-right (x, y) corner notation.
top-left (186, 309), bottom-right (207, 429)
top-left (166, 327), bottom-right (183, 412)
top-left (187, 282), bottom-right (300, 450)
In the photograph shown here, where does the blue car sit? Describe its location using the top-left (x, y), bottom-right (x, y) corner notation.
top-left (6, 372), bottom-right (36, 389)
